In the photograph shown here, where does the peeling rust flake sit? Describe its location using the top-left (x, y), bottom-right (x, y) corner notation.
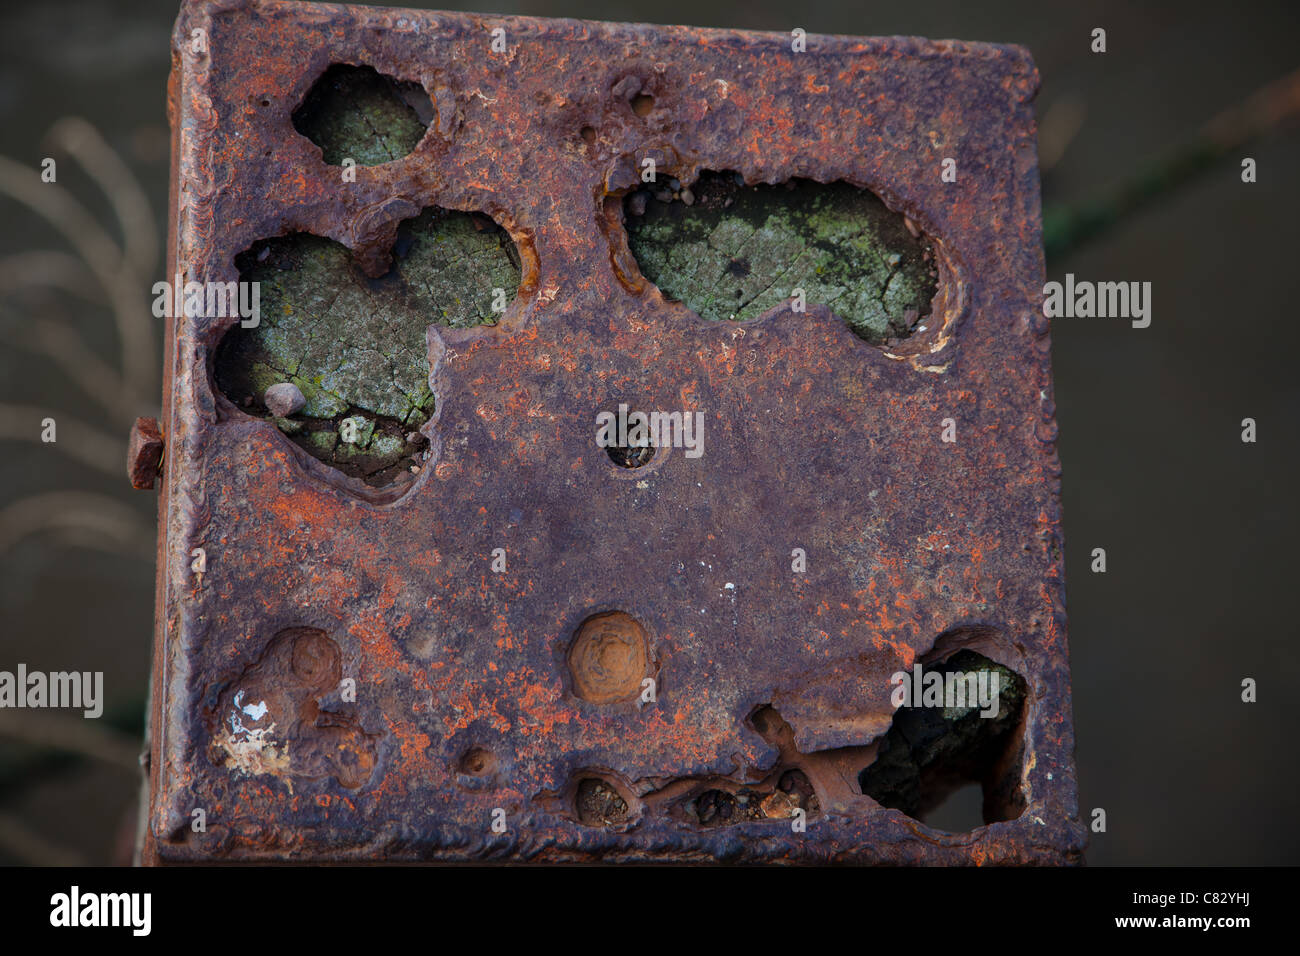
top-left (143, 0), bottom-right (1081, 864)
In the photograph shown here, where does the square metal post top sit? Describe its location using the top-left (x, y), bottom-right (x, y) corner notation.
top-left (144, 0), bottom-right (1083, 863)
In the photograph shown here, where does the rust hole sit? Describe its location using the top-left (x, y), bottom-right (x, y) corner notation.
top-left (574, 776), bottom-right (630, 827)
top-left (580, 125), bottom-right (597, 145)
top-left (924, 782), bottom-right (985, 833)
top-left (694, 788), bottom-right (734, 825)
top-left (624, 171), bottom-right (938, 345)
top-left (606, 443), bottom-right (655, 468)
top-left (630, 92), bottom-right (655, 116)
top-left (458, 747), bottom-right (496, 777)
top-left (599, 405), bottom-right (657, 468)
top-left (858, 650), bottom-right (1028, 830)
top-left (213, 208), bottom-right (520, 487)
top-left (750, 704), bottom-right (786, 741)
top-left (292, 63), bottom-right (430, 166)
top-left (693, 770), bottom-right (819, 828)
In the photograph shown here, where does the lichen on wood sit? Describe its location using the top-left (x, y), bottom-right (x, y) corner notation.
top-left (291, 64), bottom-right (431, 167)
top-left (625, 172), bottom-right (937, 343)
top-left (214, 209), bottom-right (520, 484)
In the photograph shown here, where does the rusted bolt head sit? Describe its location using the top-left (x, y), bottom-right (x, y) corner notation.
top-left (290, 629), bottom-right (340, 688)
top-left (567, 611), bottom-right (649, 704)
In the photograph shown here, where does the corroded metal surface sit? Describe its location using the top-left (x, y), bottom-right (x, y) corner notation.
top-left (144, 0), bottom-right (1083, 863)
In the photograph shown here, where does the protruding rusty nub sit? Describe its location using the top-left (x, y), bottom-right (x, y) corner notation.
top-left (568, 611), bottom-right (650, 704)
top-left (128, 416), bottom-right (164, 490)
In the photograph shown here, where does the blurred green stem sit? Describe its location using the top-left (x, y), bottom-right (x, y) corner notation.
top-left (1044, 66), bottom-right (1300, 262)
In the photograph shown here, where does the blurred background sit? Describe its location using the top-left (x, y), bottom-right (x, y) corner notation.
top-left (0, 0), bottom-right (1296, 865)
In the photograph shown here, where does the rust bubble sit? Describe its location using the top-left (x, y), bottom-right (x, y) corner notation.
top-left (567, 611), bottom-right (649, 704)
top-left (290, 630), bottom-right (340, 687)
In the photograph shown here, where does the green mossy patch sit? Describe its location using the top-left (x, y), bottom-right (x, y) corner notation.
top-left (214, 209), bottom-right (519, 486)
top-left (625, 172), bottom-right (937, 343)
top-left (291, 64), bottom-right (430, 167)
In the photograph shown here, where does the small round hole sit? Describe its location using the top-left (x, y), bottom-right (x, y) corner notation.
top-left (580, 125), bottom-right (597, 144)
top-left (606, 444), bottom-right (654, 468)
top-left (458, 747), bottom-right (496, 776)
top-left (575, 776), bottom-right (630, 826)
top-left (630, 93), bottom-right (654, 117)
